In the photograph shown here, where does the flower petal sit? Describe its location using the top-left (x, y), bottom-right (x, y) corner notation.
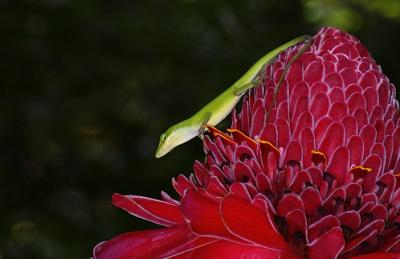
top-left (308, 215), bottom-right (340, 242)
top-left (308, 226), bottom-right (345, 259)
top-left (220, 194), bottom-right (288, 251)
top-left (300, 187), bottom-right (322, 216)
top-left (277, 193), bottom-right (304, 217)
top-left (342, 115), bottom-right (358, 140)
top-left (318, 122), bottom-right (345, 158)
top-left (293, 111), bottom-right (313, 140)
top-left (347, 135), bottom-right (364, 166)
top-left (93, 225), bottom-right (198, 259)
top-left (250, 106), bottom-right (266, 137)
top-left (310, 93), bottom-right (330, 121)
top-left (276, 117), bottom-right (290, 148)
top-left (299, 127), bottom-right (315, 168)
top-left (172, 174), bottom-right (197, 196)
top-left (349, 253), bottom-right (400, 259)
top-left (326, 146), bottom-right (350, 185)
top-left (281, 141), bottom-right (303, 166)
top-left (180, 190), bottom-right (232, 239)
top-left (329, 102), bottom-right (348, 121)
top-left (286, 209), bottom-right (309, 249)
top-left (112, 193), bottom-right (185, 227)
top-left (185, 240), bottom-right (299, 259)
top-left (305, 61), bottom-right (323, 84)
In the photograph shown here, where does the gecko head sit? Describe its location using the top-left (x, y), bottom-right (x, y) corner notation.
top-left (155, 122), bottom-right (197, 158)
top-left (155, 132), bottom-right (169, 158)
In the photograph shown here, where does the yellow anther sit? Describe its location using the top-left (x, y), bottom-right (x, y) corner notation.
top-left (311, 150), bottom-right (327, 166)
top-left (259, 139), bottom-right (280, 155)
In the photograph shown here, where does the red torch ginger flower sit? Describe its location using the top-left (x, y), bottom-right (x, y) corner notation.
top-left (93, 27), bottom-right (400, 258)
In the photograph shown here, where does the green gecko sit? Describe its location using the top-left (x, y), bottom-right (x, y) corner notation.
top-left (155, 35), bottom-right (310, 158)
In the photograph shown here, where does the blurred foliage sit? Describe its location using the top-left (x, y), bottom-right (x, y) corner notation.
top-left (303, 0), bottom-right (400, 30)
top-left (0, 0), bottom-right (399, 258)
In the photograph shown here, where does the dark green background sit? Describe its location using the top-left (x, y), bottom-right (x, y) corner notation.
top-left (1, 0), bottom-right (399, 258)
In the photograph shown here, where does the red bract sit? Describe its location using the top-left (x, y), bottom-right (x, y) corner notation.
top-left (93, 27), bottom-right (400, 258)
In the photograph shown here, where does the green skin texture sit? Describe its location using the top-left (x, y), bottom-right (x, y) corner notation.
top-left (155, 35), bottom-right (309, 158)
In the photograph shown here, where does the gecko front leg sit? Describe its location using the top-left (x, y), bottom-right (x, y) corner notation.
top-left (197, 111), bottom-right (212, 140)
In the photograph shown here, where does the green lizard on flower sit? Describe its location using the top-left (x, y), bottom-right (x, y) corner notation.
top-left (155, 35), bottom-right (311, 158)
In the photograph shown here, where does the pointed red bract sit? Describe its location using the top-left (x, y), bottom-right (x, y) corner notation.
top-left (184, 240), bottom-right (296, 259)
top-left (180, 190), bottom-right (231, 238)
top-left (93, 225), bottom-right (196, 259)
top-left (349, 253), bottom-right (400, 259)
top-left (308, 227), bottom-right (345, 259)
top-left (220, 194), bottom-right (288, 250)
top-left (112, 193), bottom-right (185, 227)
